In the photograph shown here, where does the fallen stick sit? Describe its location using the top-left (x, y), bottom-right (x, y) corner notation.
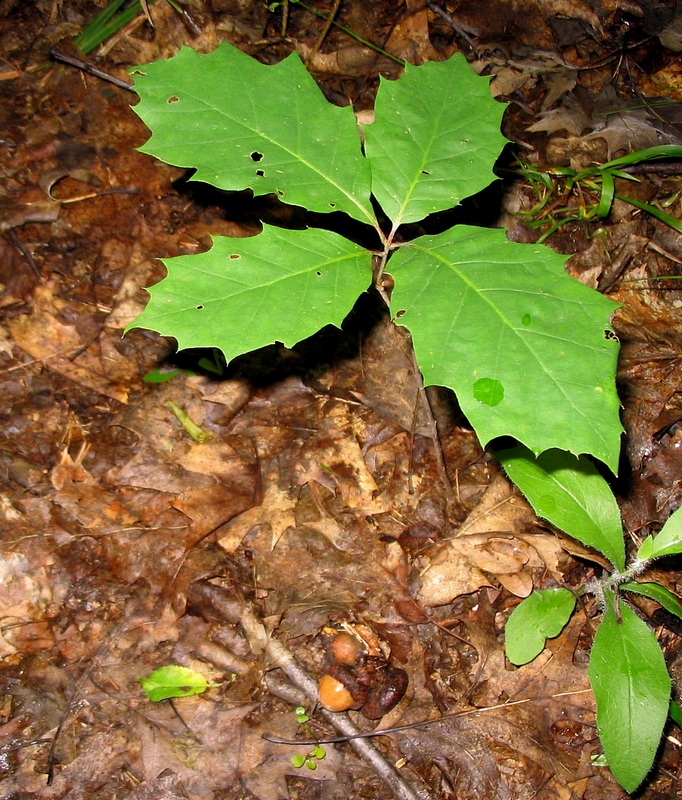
top-left (240, 604), bottom-right (433, 800)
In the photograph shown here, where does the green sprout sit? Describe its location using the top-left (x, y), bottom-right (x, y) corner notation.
top-left (166, 399), bottom-right (212, 443)
top-left (289, 706), bottom-right (326, 770)
top-left (507, 144), bottom-right (682, 243)
top-left (75, 0), bottom-right (159, 53)
top-left (74, 0), bottom-right (189, 54)
top-left (290, 745), bottom-right (326, 770)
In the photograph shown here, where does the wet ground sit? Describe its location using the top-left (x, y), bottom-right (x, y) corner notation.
top-left (0, 1), bottom-right (681, 798)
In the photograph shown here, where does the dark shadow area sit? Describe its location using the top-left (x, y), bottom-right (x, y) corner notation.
top-left (170, 284), bottom-right (388, 386)
top-left (170, 283), bottom-right (468, 433)
top-left (397, 177), bottom-right (507, 242)
top-left (173, 155), bottom-right (510, 253)
top-left (172, 175), bottom-right (384, 250)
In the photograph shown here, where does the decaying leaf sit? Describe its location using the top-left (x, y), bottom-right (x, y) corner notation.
top-left (417, 474), bottom-right (564, 605)
top-left (8, 281), bottom-right (129, 403)
top-left (217, 468), bottom-right (297, 553)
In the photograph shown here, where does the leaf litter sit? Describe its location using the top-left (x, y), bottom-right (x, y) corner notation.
top-left (0, 1), bottom-right (680, 798)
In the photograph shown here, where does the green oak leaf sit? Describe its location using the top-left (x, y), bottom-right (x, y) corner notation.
top-left (126, 227), bottom-right (372, 357)
top-left (364, 55), bottom-right (509, 228)
top-left (496, 444), bottom-right (625, 571)
top-left (139, 664), bottom-right (220, 702)
top-left (505, 587), bottom-right (576, 666)
top-left (126, 45), bottom-right (624, 471)
top-left (588, 589), bottom-right (670, 793)
top-left (130, 43), bottom-right (376, 226)
top-left (636, 505), bottom-right (682, 561)
top-left (389, 228), bottom-right (623, 472)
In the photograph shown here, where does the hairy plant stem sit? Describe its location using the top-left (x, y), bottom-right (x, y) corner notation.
top-left (580, 557), bottom-right (654, 599)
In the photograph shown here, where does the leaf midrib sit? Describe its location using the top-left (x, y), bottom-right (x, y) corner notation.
top-left (146, 78), bottom-right (377, 228)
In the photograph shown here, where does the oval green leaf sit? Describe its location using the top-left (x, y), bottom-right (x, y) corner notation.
top-left (588, 589), bottom-right (670, 794)
top-left (138, 664), bottom-right (219, 702)
top-left (636, 506), bottom-right (682, 562)
top-left (505, 587), bottom-right (576, 666)
top-left (496, 445), bottom-right (625, 570)
top-left (621, 580), bottom-right (682, 621)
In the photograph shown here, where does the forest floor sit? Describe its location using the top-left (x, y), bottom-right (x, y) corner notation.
top-left (0, 1), bottom-right (681, 798)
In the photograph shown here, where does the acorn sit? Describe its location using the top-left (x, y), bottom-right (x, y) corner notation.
top-left (330, 631), bottom-right (363, 665)
top-left (318, 674), bottom-right (355, 712)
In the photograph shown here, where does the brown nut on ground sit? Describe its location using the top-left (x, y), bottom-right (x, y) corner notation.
top-left (318, 674), bottom-right (356, 712)
top-left (330, 631), bottom-right (363, 665)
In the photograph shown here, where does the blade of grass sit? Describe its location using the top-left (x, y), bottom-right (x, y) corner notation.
top-left (75, 0), bottom-right (160, 54)
top-left (596, 170), bottom-right (615, 218)
top-left (602, 144), bottom-right (682, 171)
top-left (616, 193), bottom-right (682, 234)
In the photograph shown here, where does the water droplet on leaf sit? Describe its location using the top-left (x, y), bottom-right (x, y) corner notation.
top-left (473, 377), bottom-right (504, 406)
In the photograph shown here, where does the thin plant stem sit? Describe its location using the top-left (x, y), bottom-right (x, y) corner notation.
top-left (294, 0), bottom-right (404, 65)
top-left (304, 0), bottom-right (341, 66)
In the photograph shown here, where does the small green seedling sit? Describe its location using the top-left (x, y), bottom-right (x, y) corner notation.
top-left (290, 745), bottom-right (327, 771)
top-left (126, 41), bottom-right (624, 473)
top-left (122, 41), bottom-right (676, 795)
top-left (510, 145), bottom-right (682, 242)
top-left (290, 706), bottom-right (326, 770)
top-left (139, 664), bottom-right (221, 702)
top-left (499, 444), bottom-right (682, 794)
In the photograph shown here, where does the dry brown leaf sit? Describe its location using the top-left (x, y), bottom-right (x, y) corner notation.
top-left (417, 474), bottom-right (564, 605)
top-left (297, 400), bottom-right (388, 515)
top-left (498, 569), bottom-right (535, 597)
top-left (135, 697), bottom-right (253, 794)
top-left (542, 70), bottom-right (579, 110)
top-left (353, 316), bottom-right (434, 436)
top-left (298, 43), bottom-right (387, 76)
top-left (585, 111), bottom-right (678, 156)
top-left (527, 104), bottom-right (592, 136)
top-left (0, 554), bottom-right (53, 658)
top-left (217, 469), bottom-right (296, 553)
top-left (490, 66), bottom-right (537, 97)
top-left (0, 192), bottom-right (61, 231)
top-left (8, 281), bottom-right (129, 403)
top-left (384, 0), bottom-right (440, 64)
top-left (400, 613), bottom-right (594, 797)
top-left (238, 707), bottom-right (342, 800)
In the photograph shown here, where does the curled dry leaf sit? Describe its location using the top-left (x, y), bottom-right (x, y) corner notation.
top-left (417, 474), bottom-right (564, 605)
